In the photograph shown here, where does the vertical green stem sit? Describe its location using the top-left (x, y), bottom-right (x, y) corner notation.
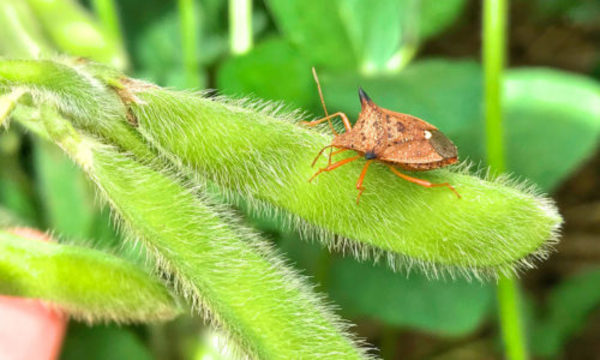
top-left (483, 0), bottom-right (506, 174)
top-left (483, 1), bottom-right (527, 359)
top-left (91, 0), bottom-right (123, 44)
top-left (228, 0), bottom-right (252, 54)
top-left (497, 277), bottom-right (526, 360)
top-left (177, 0), bottom-right (201, 87)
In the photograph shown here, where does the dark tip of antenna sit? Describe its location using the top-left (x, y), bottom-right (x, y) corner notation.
top-left (358, 87), bottom-right (371, 104)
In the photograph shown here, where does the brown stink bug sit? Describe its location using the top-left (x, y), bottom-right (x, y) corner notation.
top-left (303, 68), bottom-right (460, 204)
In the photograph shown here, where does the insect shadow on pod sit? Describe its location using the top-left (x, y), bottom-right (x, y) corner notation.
top-left (302, 68), bottom-right (461, 205)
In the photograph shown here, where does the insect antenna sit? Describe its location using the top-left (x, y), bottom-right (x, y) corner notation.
top-left (312, 67), bottom-right (338, 135)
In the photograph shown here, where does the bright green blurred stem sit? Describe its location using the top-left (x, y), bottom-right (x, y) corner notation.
top-left (497, 277), bottom-right (527, 360)
top-left (229, 0), bottom-right (253, 54)
top-left (0, 0), bottom-right (53, 58)
top-left (483, 0), bottom-right (528, 359)
top-left (91, 0), bottom-right (123, 46)
top-left (25, 0), bottom-right (128, 70)
top-left (177, 0), bottom-right (202, 87)
top-left (483, 0), bottom-right (506, 174)
top-left (0, 229), bottom-right (180, 323)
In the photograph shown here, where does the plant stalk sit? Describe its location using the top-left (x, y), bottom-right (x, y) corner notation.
top-left (91, 0), bottom-right (123, 45)
top-left (229, 0), bottom-right (253, 54)
top-left (483, 0), bottom-right (528, 359)
top-left (177, 0), bottom-right (201, 87)
top-left (484, 0), bottom-right (506, 173)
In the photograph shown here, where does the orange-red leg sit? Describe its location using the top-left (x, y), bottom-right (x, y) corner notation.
top-left (301, 112), bottom-right (353, 134)
top-left (311, 146), bottom-right (351, 167)
top-left (311, 67), bottom-right (335, 134)
top-left (309, 155), bottom-right (361, 183)
top-left (311, 145), bottom-right (336, 166)
top-left (387, 165), bottom-right (461, 198)
top-left (355, 160), bottom-right (373, 205)
top-left (328, 148), bottom-right (349, 165)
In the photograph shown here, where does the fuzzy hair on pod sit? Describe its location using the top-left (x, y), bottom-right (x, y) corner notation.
top-left (127, 84), bottom-right (562, 280)
top-left (0, 58), bottom-right (562, 280)
top-left (0, 230), bottom-right (180, 323)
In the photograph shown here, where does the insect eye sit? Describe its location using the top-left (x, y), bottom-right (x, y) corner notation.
top-left (424, 130), bottom-right (432, 140)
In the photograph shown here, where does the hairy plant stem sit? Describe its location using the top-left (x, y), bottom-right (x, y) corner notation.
top-left (5, 93), bottom-right (371, 359)
top-left (483, 0), bottom-right (528, 359)
top-left (0, 229), bottom-right (179, 322)
top-left (0, 57), bottom-right (563, 357)
top-left (0, 58), bottom-right (561, 279)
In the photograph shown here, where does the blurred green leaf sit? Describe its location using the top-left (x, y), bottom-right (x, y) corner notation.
top-left (217, 38), bottom-right (314, 108)
top-left (134, 8), bottom-right (213, 89)
top-left (328, 258), bottom-right (493, 335)
top-left (34, 139), bottom-right (96, 239)
top-left (337, 0), bottom-right (467, 72)
top-left (531, 268), bottom-right (600, 358)
top-left (265, 0), bottom-right (466, 72)
top-left (25, 0), bottom-right (128, 69)
top-left (264, 0), bottom-right (357, 69)
top-left (0, 0), bottom-right (53, 58)
top-left (419, 0), bottom-right (467, 39)
top-left (61, 323), bottom-right (153, 360)
top-left (337, 0), bottom-right (406, 72)
top-left (0, 132), bottom-right (38, 224)
top-left (503, 68), bottom-right (600, 191)
top-left (279, 234), bottom-right (493, 336)
top-left (322, 59), bottom-right (600, 191)
top-left (134, 10), bottom-right (183, 85)
top-left (532, 0), bottom-right (600, 26)
top-left (0, 205), bottom-right (27, 227)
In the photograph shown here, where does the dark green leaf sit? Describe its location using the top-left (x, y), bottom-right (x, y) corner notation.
top-left (337, 0), bottom-right (405, 72)
top-left (531, 268), bottom-right (600, 357)
top-left (328, 257), bottom-right (494, 335)
top-left (34, 139), bottom-right (96, 239)
top-left (265, 0), bottom-right (466, 72)
top-left (419, 0), bottom-right (468, 39)
top-left (279, 234), bottom-right (494, 335)
top-left (61, 323), bottom-right (153, 360)
top-left (503, 68), bottom-right (600, 191)
top-left (0, 132), bottom-right (38, 224)
top-left (133, 9), bottom-right (209, 89)
top-left (264, 0), bottom-right (357, 69)
top-left (217, 38), bottom-right (314, 108)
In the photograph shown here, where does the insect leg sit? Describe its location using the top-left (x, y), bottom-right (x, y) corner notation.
top-left (311, 145), bottom-right (336, 166)
top-left (301, 112), bottom-right (353, 134)
top-left (312, 67), bottom-right (330, 117)
top-left (387, 165), bottom-right (461, 198)
top-left (328, 148), bottom-right (350, 165)
top-left (355, 160), bottom-right (374, 205)
top-left (309, 155), bottom-right (361, 183)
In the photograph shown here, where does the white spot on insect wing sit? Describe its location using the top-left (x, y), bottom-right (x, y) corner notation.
top-left (424, 130), bottom-right (432, 139)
